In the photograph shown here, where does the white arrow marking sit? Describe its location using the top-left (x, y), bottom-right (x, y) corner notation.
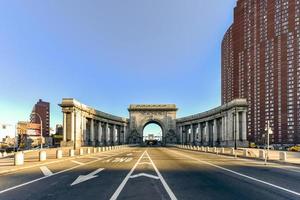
top-left (40, 166), bottom-right (53, 176)
top-left (130, 173), bottom-right (159, 180)
top-left (70, 168), bottom-right (104, 186)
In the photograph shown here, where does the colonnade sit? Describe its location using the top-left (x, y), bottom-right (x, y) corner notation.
top-left (176, 99), bottom-right (248, 147)
top-left (60, 98), bottom-right (128, 149)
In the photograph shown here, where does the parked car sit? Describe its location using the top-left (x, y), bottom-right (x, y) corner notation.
top-left (288, 145), bottom-right (300, 152)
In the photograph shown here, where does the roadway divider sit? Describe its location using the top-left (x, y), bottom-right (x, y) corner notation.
top-left (39, 151), bottom-right (47, 161)
top-left (56, 149), bottom-right (63, 159)
top-left (14, 152), bottom-right (24, 166)
top-left (12, 144), bottom-right (130, 166)
top-left (69, 149), bottom-right (75, 157)
top-left (171, 144), bottom-right (294, 164)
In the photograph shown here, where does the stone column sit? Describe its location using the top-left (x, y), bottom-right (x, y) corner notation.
top-left (242, 111), bottom-right (247, 140)
top-left (70, 112), bottom-right (75, 142)
top-left (63, 112), bottom-right (67, 142)
top-left (98, 122), bottom-right (102, 145)
top-left (106, 123), bottom-right (110, 145)
top-left (113, 124), bottom-right (117, 145)
top-left (82, 117), bottom-right (87, 145)
top-left (90, 119), bottom-right (95, 145)
top-left (123, 125), bottom-right (127, 144)
top-left (213, 119), bottom-right (217, 144)
top-left (190, 124), bottom-right (194, 144)
top-left (220, 117), bottom-right (224, 141)
top-left (198, 123), bottom-right (201, 143)
top-left (179, 126), bottom-right (183, 144)
top-left (236, 111), bottom-right (240, 140)
top-left (224, 115), bottom-right (228, 141)
top-left (205, 121), bottom-right (209, 143)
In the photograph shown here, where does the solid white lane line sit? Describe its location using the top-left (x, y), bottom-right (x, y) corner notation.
top-left (110, 151), bottom-right (147, 200)
top-left (0, 152), bottom-right (123, 194)
top-left (170, 149), bottom-right (300, 197)
top-left (39, 166), bottom-right (53, 176)
top-left (71, 160), bottom-right (84, 165)
top-left (145, 151), bottom-right (177, 200)
top-left (129, 173), bottom-right (159, 180)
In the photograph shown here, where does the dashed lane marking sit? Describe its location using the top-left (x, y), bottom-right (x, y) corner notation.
top-left (39, 166), bottom-right (53, 176)
top-left (71, 160), bottom-right (84, 165)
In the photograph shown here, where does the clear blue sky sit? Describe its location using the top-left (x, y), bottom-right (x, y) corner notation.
top-left (0, 0), bottom-right (236, 128)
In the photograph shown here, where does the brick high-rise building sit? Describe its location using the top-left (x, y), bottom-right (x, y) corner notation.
top-left (30, 99), bottom-right (50, 137)
top-left (222, 0), bottom-right (300, 144)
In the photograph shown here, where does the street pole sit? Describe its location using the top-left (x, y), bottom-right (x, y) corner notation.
top-left (264, 120), bottom-right (273, 165)
top-left (14, 123), bottom-right (18, 152)
top-left (31, 112), bottom-right (43, 150)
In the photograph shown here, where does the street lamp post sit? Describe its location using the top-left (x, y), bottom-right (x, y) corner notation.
top-left (264, 120), bottom-right (273, 165)
top-left (31, 112), bottom-right (43, 150)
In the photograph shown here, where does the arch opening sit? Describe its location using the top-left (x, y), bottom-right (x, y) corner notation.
top-left (143, 122), bottom-right (163, 146)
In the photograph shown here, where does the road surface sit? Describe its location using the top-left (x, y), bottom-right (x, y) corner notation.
top-left (0, 147), bottom-right (299, 200)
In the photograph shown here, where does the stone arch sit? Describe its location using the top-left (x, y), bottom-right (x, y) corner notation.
top-left (141, 119), bottom-right (165, 142)
top-left (128, 104), bottom-right (178, 145)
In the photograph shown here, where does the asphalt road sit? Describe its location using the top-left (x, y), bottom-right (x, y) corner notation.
top-left (0, 147), bottom-right (300, 200)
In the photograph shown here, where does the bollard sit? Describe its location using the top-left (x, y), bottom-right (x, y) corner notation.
top-left (201, 146), bottom-right (205, 151)
top-left (3, 152), bottom-right (7, 157)
top-left (69, 149), bottom-right (75, 157)
top-left (221, 148), bottom-right (225, 154)
top-left (206, 147), bottom-right (210, 152)
top-left (279, 152), bottom-right (287, 161)
top-left (56, 149), bottom-right (63, 159)
top-left (259, 150), bottom-right (265, 159)
top-left (14, 151), bottom-right (24, 166)
top-left (197, 146), bottom-right (200, 151)
top-left (231, 148), bottom-right (235, 155)
top-left (243, 149), bottom-right (248, 157)
top-left (87, 148), bottom-right (91, 154)
top-left (97, 147), bottom-right (101, 152)
top-left (79, 148), bottom-right (84, 156)
top-left (39, 151), bottom-right (47, 161)
top-left (94, 148), bottom-right (97, 153)
top-left (213, 147), bottom-right (217, 153)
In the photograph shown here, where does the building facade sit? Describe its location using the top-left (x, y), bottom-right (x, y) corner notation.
top-left (222, 0), bottom-right (300, 144)
top-left (30, 99), bottom-right (50, 137)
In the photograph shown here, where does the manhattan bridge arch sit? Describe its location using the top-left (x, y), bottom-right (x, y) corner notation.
top-left (127, 104), bottom-right (178, 145)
